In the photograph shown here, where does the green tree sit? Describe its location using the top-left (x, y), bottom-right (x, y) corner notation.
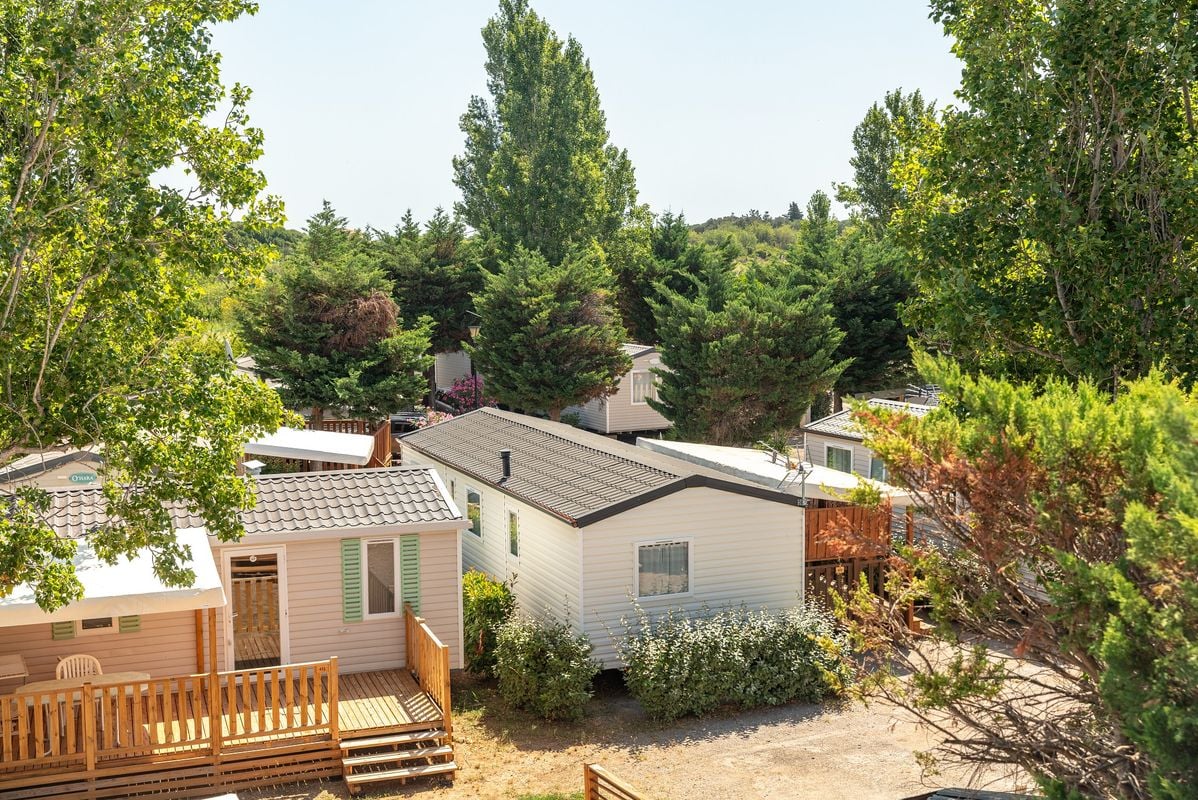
top-left (835, 89), bottom-right (931, 229)
top-left (0, 0), bottom-right (288, 611)
top-left (895, 1), bottom-right (1198, 387)
top-left (452, 0), bottom-right (638, 266)
top-left (786, 201), bottom-right (803, 222)
top-left (651, 259), bottom-right (846, 445)
top-left (843, 357), bottom-right (1198, 799)
top-left (789, 191), bottom-right (839, 281)
top-left (375, 208), bottom-right (483, 353)
top-left (469, 248), bottom-right (631, 421)
top-left (241, 207), bottom-right (432, 425)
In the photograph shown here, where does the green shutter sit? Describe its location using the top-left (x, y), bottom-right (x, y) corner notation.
top-left (118, 615), bottom-right (140, 633)
top-left (342, 538), bottom-right (363, 622)
top-left (400, 534), bottom-right (420, 613)
top-left (51, 621), bottom-right (75, 640)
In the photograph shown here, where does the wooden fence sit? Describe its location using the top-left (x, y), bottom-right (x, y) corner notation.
top-left (403, 603), bottom-right (452, 737)
top-left (306, 418), bottom-right (393, 468)
top-left (805, 504), bottom-right (891, 561)
top-left (806, 557), bottom-right (887, 607)
top-left (230, 576), bottom-right (279, 634)
top-left (583, 763), bottom-right (648, 800)
top-left (0, 658), bottom-right (338, 771)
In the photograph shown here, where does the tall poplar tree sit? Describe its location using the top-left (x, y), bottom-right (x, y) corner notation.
top-left (452, 0), bottom-right (638, 266)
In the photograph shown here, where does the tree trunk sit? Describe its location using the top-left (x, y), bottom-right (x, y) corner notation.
top-left (548, 407), bottom-right (561, 422)
top-left (309, 406), bottom-right (324, 429)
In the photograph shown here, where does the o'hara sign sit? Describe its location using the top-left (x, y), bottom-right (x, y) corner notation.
top-left (68, 472), bottom-right (97, 484)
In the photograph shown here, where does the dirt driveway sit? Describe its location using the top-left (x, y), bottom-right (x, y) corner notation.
top-left (247, 674), bottom-right (1028, 800)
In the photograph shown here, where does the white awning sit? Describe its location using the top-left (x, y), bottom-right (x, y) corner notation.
top-left (245, 426), bottom-right (376, 466)
top-left (0, 528), bottom-right (225, 627)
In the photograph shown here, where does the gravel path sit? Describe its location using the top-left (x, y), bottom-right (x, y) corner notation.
top-left (248, 678), bottom-right (1027, 800)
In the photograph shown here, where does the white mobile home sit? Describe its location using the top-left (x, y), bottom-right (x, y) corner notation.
top-left (803, 398), bottom-right (935, 481)
top-left (564, 344), bottom-right (671, 435)
top-left (400, 408), bottom-right (803, 665)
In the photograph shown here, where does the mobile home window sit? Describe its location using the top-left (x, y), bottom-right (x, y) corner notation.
top-left (827, 445), bottom-right (853, 473)
top-left (630, 371), bottom-right (656, 404)
top-left (637, 540), bottom-right (690, 597)
top-left (466, 488), bottom-right (482, 536)
top-left (78, 617), bottom-right (114, 636)
top-left (508, 510), bottom-right (520, 557)
top-left (869, 456), bottom-right (887, 482)
top-left (364, 539), bottom-right (398, 617)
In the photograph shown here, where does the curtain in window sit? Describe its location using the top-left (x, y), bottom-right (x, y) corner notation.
top-left (638, 541), bottom-right (689, 596)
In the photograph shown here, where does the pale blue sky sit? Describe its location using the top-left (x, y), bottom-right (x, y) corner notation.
top-left (212, 1), bottom-right (961, 230)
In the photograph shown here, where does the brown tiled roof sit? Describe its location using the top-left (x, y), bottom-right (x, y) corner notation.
top-left (43, 467), bottom-right (460, 539)
top-left (400, 408), bottom-right (797, 526)
top-left (803, 398), bottom-right (935, 441)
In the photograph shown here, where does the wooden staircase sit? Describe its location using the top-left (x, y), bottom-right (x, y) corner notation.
top-left (340, 726), bottom-right (457, 794)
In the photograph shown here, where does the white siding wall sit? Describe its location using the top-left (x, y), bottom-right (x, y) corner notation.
top-left (434, 350), bottom-right (473, 390)
top-left (805, 433), bottom-right (874, 477)
top-left (212, 530), bottom-right (463, 674)
top-left (401, 451), bottom-right (583, 631)
top-left (563, 396), bottom-right (608, 432)
top-left (0, 609), bottom-right (216, 692)
top-left (605, 352), bottom-right (671, 434)
top-left (580, 488), bottom-right (804, 666)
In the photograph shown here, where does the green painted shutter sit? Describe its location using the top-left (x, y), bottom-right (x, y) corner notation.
top-left (51, 621), bottom-right (75, 640)
top-left (118, 615), bottom-right (140, 633)
top-left (342, 538), bottom-right (363, 622)
top-left (400, 534), bottom-right (420, 613)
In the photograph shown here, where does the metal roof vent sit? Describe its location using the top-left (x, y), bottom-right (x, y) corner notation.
top-left (500, 449), bottom-right (512, 480)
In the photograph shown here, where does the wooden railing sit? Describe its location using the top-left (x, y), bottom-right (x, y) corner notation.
top-left (230, 576), bottom-right (279, 633)
top-left (404, 603), bottom-right (452, 736)
top-left (0, 658), bottom-right (338, 769)
top-left (583, 763), bottom-right (648, 800)
top-left (303, 418), bottom-right (392, 468)
top-left (805, 503), bottom-right (892, 561)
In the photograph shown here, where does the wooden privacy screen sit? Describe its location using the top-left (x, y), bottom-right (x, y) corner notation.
top-left (805, 503), bottom-right (892, 561)
top-left (583, 763), bottom-right (648, 800)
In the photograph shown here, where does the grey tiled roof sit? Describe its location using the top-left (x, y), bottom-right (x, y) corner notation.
top-left (400, 408), bottom-right (797, 526)
top-left (42, 467), bottom-right (459, 539)
top-left (621, 343), bottom-right (656, 358)
top-left (804, 398), bottom-right (935, 442)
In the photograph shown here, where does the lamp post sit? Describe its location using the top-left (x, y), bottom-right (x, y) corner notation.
top-left (465, 310), bottom-right (482, 411)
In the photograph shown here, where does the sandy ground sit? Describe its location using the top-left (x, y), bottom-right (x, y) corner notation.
top-left (247, 674), bottom-right (1028, 800)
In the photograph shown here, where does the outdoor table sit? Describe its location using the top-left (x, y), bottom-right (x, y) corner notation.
top-left (0, 654), bottom-right (28, 682)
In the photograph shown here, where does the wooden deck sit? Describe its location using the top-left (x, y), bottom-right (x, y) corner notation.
top-left (0, 606), bottom-right (454, 799)
top-left (339, 669), bottom-right (442, 736)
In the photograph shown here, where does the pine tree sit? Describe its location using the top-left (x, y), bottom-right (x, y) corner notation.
top-left (651, 259), bottom-right (846, 445)
top-left (469, 248), bottom-right (632, 420)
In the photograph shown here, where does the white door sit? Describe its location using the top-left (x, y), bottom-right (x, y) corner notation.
top-left (222, 546), bottom-right (290, 670)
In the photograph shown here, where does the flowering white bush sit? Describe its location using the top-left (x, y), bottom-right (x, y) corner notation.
top-left (494, 613), bottom-right (600, 721)
top-left (618, 604), bottom-right (851, 721)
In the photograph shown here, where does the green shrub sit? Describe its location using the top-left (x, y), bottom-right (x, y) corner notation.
top-left (462, 569), bottom-right (516, 676)
top-left (618, 604), bottom-right (851, 721)
top-left (493, 613), bottom-right (600, 721)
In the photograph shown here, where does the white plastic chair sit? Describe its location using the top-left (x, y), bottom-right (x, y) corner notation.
top-left (55, 654), bottom-right (102, 680)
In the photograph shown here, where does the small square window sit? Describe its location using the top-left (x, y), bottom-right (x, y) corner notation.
top-left (508, 510), bottom-right (519, 557)
top-left (631, 371), bottom-right (657, 404)
top-left (827, 445), bottom-right (853, 473)
top-left (637, 541), bottom-right (690, 597)
top-left (466, 488), bottom-right (482, 536)
top-left (869, 457), bottom-right (887, 482)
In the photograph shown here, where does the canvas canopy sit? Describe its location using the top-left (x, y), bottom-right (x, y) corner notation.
top-left (0, 528), bottom-right (225, 627)
top-left (245, 426), bottom-right (375, 466)
top-left (636, 438), bottom-right (913, 505)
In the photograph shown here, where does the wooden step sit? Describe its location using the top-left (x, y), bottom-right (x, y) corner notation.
top-left (342, 745), bottom-right (454, 768)
top-left (344, 761), bottom-right (457, 786)
top-left (340, 729), bottom-right (447, 750)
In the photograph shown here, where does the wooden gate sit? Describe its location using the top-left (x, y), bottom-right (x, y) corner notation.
top-left (806, 557), bottom-right (887, 607)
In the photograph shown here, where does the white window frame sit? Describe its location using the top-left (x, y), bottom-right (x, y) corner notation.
top-left (869, 456), bottom-right (887, 482)
top-left (362, 537), bottom-right (402, 620)
top-left (76, 616), bottom-right (116, 637)
top-left (827, 444), bottom-right (854, 473)
top-left (220, 545), bottom-right (290, 671)
top-left (466, 486), bottom-right (482, 537)
top-left (633, 538), bottom-right (694, 600)
top-left (630, 370), bottom-right (656, 405)
top-left (507, 509), bottom-right (520, 558)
